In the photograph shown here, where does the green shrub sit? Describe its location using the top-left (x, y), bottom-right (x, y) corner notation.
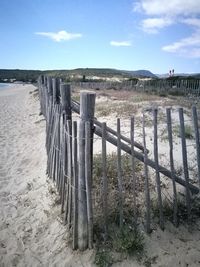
top-left (184, 125), bottom-right (194, 139)
top-left (94, 224), bottom-right (144, 267)
top-left (111, 224), bottom-right (144, 256)
top-left (95, 249), bottom-right (113, 267)
top-left (93, 153), bottom-right (142, 188)
top-left (173, 124), bottom-right (194, 139)
top-left (159, 92), bottom-right (168, 97)
top-left (168, 89), bottom-right (185, 96)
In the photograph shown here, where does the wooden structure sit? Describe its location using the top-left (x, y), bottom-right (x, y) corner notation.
top-left (72, 78), bottom-right (200, 96)
top-left (38, 75), bottom-right (200, 250)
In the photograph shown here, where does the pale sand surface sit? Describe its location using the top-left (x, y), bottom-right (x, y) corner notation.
top-left (0, 85), bottom-right (94, 266)
top-left (0, 84), bottom-right (200, 267)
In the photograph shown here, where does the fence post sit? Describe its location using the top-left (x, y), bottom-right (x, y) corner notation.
top-left (78, 91), bottom-right (96, 250)
top-left (43, 76), bottom-right (49, 118)
top-left (166, 108), bottom-right (178, 227)
top-left (179, 108), bottom-right (191, 221)
top-left (117, 118), bottom-right (123, 228)
top-left (72, 121), bottom-right (78, 249)
top-left (153, 109), bottom-right (164, 230)
top-left (102, 122), bottom-right (108, 240)
top-left (85, 121), bottom-right (94, 249)
top-left (64, 120), bottom-right (73, 226)
top-left (60, 83), bottom-right (72, 215)
top-left (52, 78), bottom-right (60, 105)
top-left (192, 106), bottom-right (200, 188)
top-left (61, 126), bottom-right (66, 213)
top-left (142, 113), bottom-right (151, 233)
top-left (60, 84), bottom-right (72, 120)
top-left (47, 76), bottom-right (53, 96)
top-left (52, 78), bottom-right (57, 105)
top-left (38, 76), bottom-right (42, 114)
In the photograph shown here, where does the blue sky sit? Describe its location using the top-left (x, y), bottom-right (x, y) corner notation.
top-left (0, 0), bottom-right (200, 74)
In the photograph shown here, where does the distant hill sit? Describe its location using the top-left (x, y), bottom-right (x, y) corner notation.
top-left (0, 69), bottom-right (42, 83)
top-left (46, 68), bottom-right (157, 79)
top-left (122, 69), bottom-right (157, 78)
top-left (0, 68), bottom-right (157, 83)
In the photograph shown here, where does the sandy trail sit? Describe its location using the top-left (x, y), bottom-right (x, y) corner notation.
top-left (0, 85), bottom-right (94, 267)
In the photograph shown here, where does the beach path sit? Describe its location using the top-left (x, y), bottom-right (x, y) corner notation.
top-left (0, 85), bottom-right (94, 267)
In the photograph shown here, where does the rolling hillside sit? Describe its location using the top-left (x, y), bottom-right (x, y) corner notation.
top-left (0, 68), bottom-right (157, 83)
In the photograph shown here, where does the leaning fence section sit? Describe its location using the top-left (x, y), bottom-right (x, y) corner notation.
top-left (39, 75), bottom-right (96, 250)
top-left (38, 75), bottom-right (200, 251)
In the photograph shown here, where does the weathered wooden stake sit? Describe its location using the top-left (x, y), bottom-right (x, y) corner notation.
top-left (47, 76), bottom-right (53, 96)
top-left (60, 83), bottom-right (72, 120)
top-left (153, 109), bottom-right (164, 230)
top-left (56, 108), bottom-right (61, 189)
top-left (117, 118), bottom-right (123, 228)
top-left (102, 122), bottom-right (108, 239)
top-left (85, 121), bottom-right (93, 249)
top-left (166, 108), bottom-right (178, 227)
top-left (130, 117), bottom-right (137, 226)
top-left (61, 119), bottom-right (66, 213)
top-left (52, 78), bottom-right (57, 105)
top-left (60, 84), bottom-right (71, 214)
top-left (179, 108), bottom-right (191, 221)
top-left (192, 106), bottom-right (200, 188)
top-left (67, 120), bottom-right (73, 227)
top-left (142, 114), bottom-right (151, 233)
top-left (78, 91), bottom-right (96, 250)
top-left (72, 121), bottom-right (78, 249)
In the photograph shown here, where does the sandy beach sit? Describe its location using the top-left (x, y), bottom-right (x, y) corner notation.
top-left (0, 84), bottom-right (95, 267)
top-left (1, 84), bottom-right (200, 267)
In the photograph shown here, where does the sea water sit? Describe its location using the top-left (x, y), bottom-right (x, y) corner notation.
top-left (0, 83), bottom-right (13, 89)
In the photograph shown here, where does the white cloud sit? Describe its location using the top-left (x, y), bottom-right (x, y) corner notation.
top-left (110, 41), bottom-right (132, 47)
top-left (182, 18), bottom-right (200, 28)
top-left (142, 17), bottom-right (174, 33)
top-left (133, 0), bottom-right (200, 33)
top-left (162, 31), bottom-right (200, 58)
top-left (133, 0), bottom-right (200, 17)
top-left (35, 30), bottom-right (82, 42)
top-left (133, 0), bottom-right (200, 58)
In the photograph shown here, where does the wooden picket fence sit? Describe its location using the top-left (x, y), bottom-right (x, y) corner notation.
top-left (72, 78), bottom-right (200, 96)
top-left (38, 75), bottom-right (200, 251)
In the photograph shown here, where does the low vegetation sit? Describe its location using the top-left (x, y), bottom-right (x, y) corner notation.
top-left (173, 124), bottom-right (194, 139)
top-left (93, 153), bottom-right (145, 266)
top-left (0, 69), bottom-right (42, 83)
top-left (96, 102), bottom-right (138, 117)
top-left (0, 68), bottom-right (150, 83)
top-left (94, 223), bottom-right (144, 267)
